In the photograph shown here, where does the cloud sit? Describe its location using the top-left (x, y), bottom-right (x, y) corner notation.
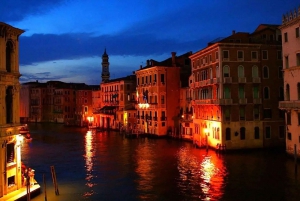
top-left (0, 0), bottom-right (66, 22)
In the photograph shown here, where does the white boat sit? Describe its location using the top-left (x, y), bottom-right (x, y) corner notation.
top-left (19, 124), bottom-right (30, 134)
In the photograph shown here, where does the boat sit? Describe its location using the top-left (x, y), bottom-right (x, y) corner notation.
top-left (25, 133), bottom-right (32, 142)
top-left (19, 124), bottom-right (30, 134)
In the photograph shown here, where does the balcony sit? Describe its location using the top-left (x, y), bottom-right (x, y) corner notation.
top-left (279, 100), bottom-right (300, 110)
top-left (190, 82), bottom-right (195, 88)
top-left (153, 116), bottom-right (158, 121)
top-left (220, 99), bottom-right (233, 105)
top-left (253, 98), bottom-right (262, 104)
top-left (238, 77), bottom-right (247, 83)
top-left (181, 114), bottom-right (193, 122)
top-left (252, 77), bottom-right (261, 83)
top-left (223, 77), bottom-right (232, 83)
top-left (239, 98), bottom-right (247, 104)
top-left (194, 99), bottom-right (213, 105)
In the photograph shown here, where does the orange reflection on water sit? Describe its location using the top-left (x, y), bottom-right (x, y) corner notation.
top-left (84, 130), bottom-right (96, 197)
top-left (177, 147), bottom-right (226, 201)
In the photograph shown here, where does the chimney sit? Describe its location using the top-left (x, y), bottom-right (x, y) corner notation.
top-left (140, 65), bottom-right (142, 69)
top-left (171, 52), bottom-right (176, 67)
top-left (232, 30), bottom-right (236, 35)
top-left (146, 60), bottom-right (150, 66)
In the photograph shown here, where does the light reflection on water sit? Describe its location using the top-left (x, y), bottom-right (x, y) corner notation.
top-left (176, 147), bottom-right (226, 201)
top-left (21, 124), bottom-right (300, 201)
top-left (83, 130), bottom-right (96, 197)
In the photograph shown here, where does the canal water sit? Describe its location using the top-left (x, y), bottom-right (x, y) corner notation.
top-left (21, 123), bottom-right (300, 201)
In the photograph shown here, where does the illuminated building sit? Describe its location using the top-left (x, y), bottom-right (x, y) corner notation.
top-left (0, 22), bottom-right (25, 197)
top-left (190, 25), bottom-right (285, 150)
top-left (135, 52), bottom-right (192, 136)
top-left (97, 75), bottom-right (136, 130)
top-left (279, 7), bottom-right (300, 156)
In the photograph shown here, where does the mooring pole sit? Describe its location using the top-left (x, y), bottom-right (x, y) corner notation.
top-left (50, 166), bottom-right (60, 195)
top-left (43, 174), bottom-right (47, 201)
top-left (294, 144), bottom-right (297, 175)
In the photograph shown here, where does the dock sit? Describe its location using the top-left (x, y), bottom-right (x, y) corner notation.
top-left (0, 184), bottom-right (41, 201)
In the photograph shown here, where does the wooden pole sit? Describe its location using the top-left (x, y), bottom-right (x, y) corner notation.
top-left (50, 166), bottom-right (59, 195)
top-left (294, 144), bottom-right (297, 175)
top-left (43, 174), bottom-right (47, 201)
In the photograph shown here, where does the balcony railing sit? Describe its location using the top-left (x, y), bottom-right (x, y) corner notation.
top-left (220, 99), bottom-right (233, 105)
top-left (279, 100), bottom-right (300, 109)
top-left (223, 77), bottom-right (232, 83)
top-left (238, 77), bottom-right (247, 83)
top-left (153, 116), bottom-right (158, 121)
top-left (252, 77), bottom-right (261, 83)
top-left (239, 98), bottom-right (247, 104)
top-left (161, 117), bottom-right (167, 121)
top-left (253, 98), bottom-right (262, 104)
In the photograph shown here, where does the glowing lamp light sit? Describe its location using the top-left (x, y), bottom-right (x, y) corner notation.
top-left (16, 134), bottom-right (23, 146)
top-left (181, 115), bottom-right (184, 118)
top-left (138, 103), bottom-right (149, 109)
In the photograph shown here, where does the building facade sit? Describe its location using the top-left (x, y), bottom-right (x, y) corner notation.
top-left (135, 52), bottom-right (192, 137)
top-left (0, 22), bottom-right (24, 197)
top-left (190, 25), bottom-right (285, 150)
top-left (97, 75), bottom-right (136, 130)
top-left (279, 7), bottom-right (300, 156)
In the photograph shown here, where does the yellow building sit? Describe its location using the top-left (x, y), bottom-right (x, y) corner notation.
top-left (0, 22), bottom-right (24, 197)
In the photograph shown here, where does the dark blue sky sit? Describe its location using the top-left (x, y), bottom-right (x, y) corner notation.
top-left (1, 0), bottom-right (299, 84)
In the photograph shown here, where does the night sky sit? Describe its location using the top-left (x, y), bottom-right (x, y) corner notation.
top-left (1, 0), bottom-right (299, 84)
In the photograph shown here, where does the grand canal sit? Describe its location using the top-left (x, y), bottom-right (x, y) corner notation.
top-left (21, 123), bottom-right (300, 201)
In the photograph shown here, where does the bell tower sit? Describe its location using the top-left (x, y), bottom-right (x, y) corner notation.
top-left (101, 48), bottom-right (110, 83)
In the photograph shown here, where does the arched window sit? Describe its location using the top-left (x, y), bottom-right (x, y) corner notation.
top-left (286, 84), bottom-right (290, 101)
top-left (238, 65), bottom-right (244, 77)
top-left (240, 127), bottom-right (246, 140)
top-left (264, 87), bottom-right (270, 99)
top-left (225, 128), bottom-right (231, 140)
top-left (6, 41), bottom-right (14, 72)
top-left (252, 65), bottom-right (259, 78)
top-left (223, 65), bottom-right (230, 77)
top-left (263, 66), bottom-right (269, 78)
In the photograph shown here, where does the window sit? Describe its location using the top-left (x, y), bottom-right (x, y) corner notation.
top-left (224, 86), bottom-right (231, 99)
top-left (286, 84), bottom-right (290, 101)
top-left (296, 27), bottom-right (299, 38)
top-left (7, 143), bottom-right (15, 163)
top-left (265, 126), bottom-right (271, 139)
top-left (285, 56), bottom-right (289, 69)
top-left (262, 50), bottom-right (268, 60)
top-left (238, 65), bottom-right (244, 78)
top-left (239, 107), bottom-right (245, 120)
top-left (279, 126), bottom-right (285, 139)
top-left (162, 122), bottom-right (165, 127)
top-left (278, 66), bottom-right (283, 79)
top-left (215, 51), bottom-right (219, 60)
top-left (223, 65), bottom-right (229, 77)
top-left (254, 107), bottom-right (259, 120)
top-left (286, 112), bottom-right (291, 125)
top-left (297, 53), bottom-right (300, 66)
top-left (240, 127), bottom-right (245, 140)
top-left (160, 74), bottom-right (165, 83)
top-left (284, 32), bottom-right (288, 42)
top-left (154, 74), bottom-right (157, 82)
top-left (277, 50), bottom-right (282, 60)
top-left (161, 95), bottom-right (165, 104)
top-left (252, 65), bottom-right (258, 78)
top-left (297, 82), bottom-right (300, 100)
top-left (263, 109), bottom-right (272, 119)
top-left (225, 128), bottom-right (231, 140)
top-left (263, 66), bottom-right (269, 78)
top-left (254, 127), bottom-right (260, 139)
top-left (287, 132), bottom-right (291, 140)
top-left (263, 87), bottom-right (270, 99)
top-left (225, 108), bottom-right (230, 121)
top-left (237, 51), bottom-right (244, 60)
top-left (253, 86), bottom-right (259, 99)
top-left (239, 85), bottom-right (245, 98)
top-left (251, 51), bottom-right (258, 60)
top-left (223, 50), bottom-right (229, 60)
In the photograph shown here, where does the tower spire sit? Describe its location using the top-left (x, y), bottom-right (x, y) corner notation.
top-left (101, 48), bottom-right (110, 83)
